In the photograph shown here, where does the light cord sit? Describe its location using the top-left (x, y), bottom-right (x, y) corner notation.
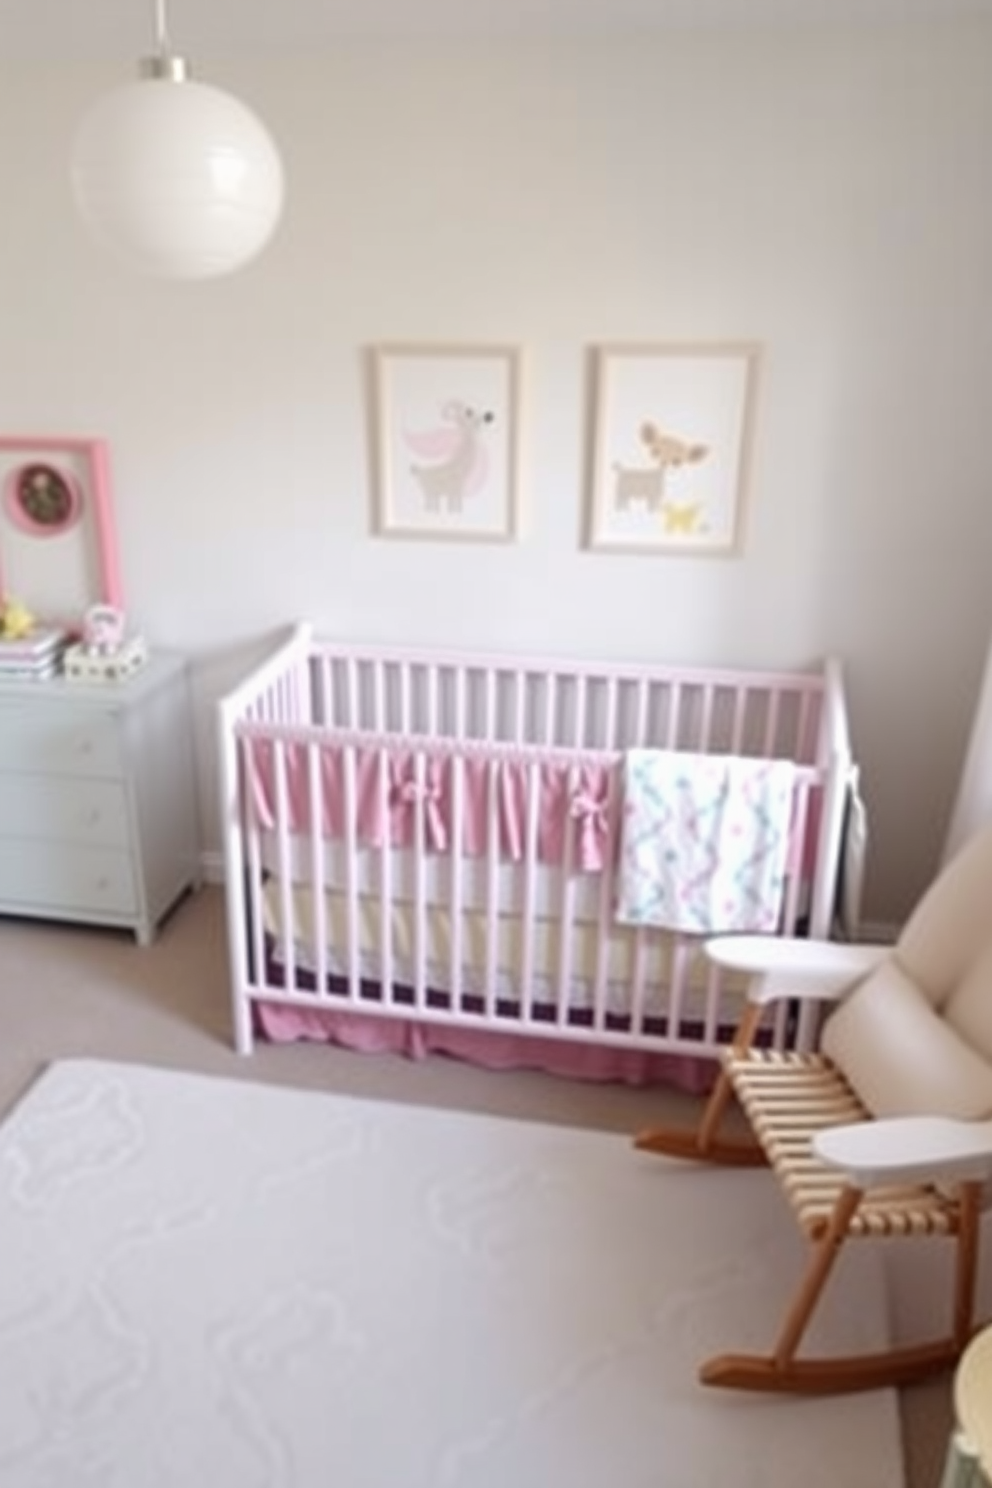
top-left (153, 0), bottom-right (170, 57)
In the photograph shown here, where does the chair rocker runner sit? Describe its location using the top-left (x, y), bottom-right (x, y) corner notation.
top-left (636, 821), bottom-right (992, 1396)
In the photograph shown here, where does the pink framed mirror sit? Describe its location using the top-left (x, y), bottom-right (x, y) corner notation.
top-left (0, 436), bottom-right (123, 630)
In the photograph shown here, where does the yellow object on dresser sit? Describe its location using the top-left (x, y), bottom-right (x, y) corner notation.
top-left (0, 597), bottom-right (36, 640)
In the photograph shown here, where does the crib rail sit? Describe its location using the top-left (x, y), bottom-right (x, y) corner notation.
top-left (307, 639), bottom-right (828, 764)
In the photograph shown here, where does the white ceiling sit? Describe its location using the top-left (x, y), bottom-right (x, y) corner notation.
top-left (2, 0), bottom-right (991, 61)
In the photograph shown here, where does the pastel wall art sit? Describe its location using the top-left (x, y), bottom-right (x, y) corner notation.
top-left (368, 344), bottom-right (521, 542)
top-left (585, 343), bottom-right (760, 556)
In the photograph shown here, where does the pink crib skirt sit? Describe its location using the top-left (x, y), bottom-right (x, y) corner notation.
top-left (256, 1002), bottom-right (718, 1094)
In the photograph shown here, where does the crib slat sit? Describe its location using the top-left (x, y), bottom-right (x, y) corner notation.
top-left (240, 738), bottom-right (268, 1011)
top-left (271, 740), bottom-right (298, 996)
top-left (627, 927), bottom-right (650, 1039)
top-left (483, 758), bottom-right (500, 1017)
top-left (634, 677), bottom-right (649, 746)
top-left (729, 684), bottom-right (747, 754)
top-left (245, 824), bottom-right (266, 997)
top-left (781, 778), bottom-right (810, 935)
top-left (666, 936), bottom-right (691, 1041)
top-left (602, 675), bottom-right (618, 749)
top-left (591, 764), bottom-right (620, 1034)
top-left (399, 662), bottom-right (412, 735)
top-left (311, 654), bottom-right (329, 728)
top-left (796, 687), bottom-right (816, 764)
top-left (701, 956), bottom-right (723, 1046)
top-left (223, 740), bottom-right (254, 1053)
top-left (374, 748), bottom-right (394, 1003)
top-left (697, 684), bottom-right (715, 751)
top-left (306, 741), bottom-right (329, 996)
top-left (343, 744), bottom-right (362, 999)
top-left (454, 668), bottom-right (467, 742)
top-left (513, 669), bottom-right (526, 745)
top-left (764, 688), bottom-right (782, 757)
top-left (664, 681), bottom-right (680, 748)
top-left (449, 755), bottom-right (465, 1008)
top-left (484, 667), bottom-right (497, 744)
top-left (544, 674), bottom-right (557, 748)
top-left (555, 774), bottom-right (577, 1027)
top-left (573, 675), bottom-right (587, 749)
top-left (518, 759), bottom-right (541, 1024)
top-left (372, 660), bottom-right (386, 733)
top-left (344, 657), bottom-right (359, 730)
top-left (412, 749), bottom-right (428, 1012)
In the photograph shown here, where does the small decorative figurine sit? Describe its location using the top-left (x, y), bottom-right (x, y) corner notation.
top-left (64, 603), bottom-right (147, 683)
top-left (82, 602), bottom-right (126, 656)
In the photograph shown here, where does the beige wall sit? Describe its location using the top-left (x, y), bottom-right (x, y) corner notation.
top-left (0, 19), bottom-right (990, 925)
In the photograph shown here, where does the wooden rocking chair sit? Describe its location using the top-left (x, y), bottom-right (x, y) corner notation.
top-left (636, 819), bottom-right (992, 1396)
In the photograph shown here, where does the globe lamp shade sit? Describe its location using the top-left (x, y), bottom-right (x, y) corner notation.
top-left (71, 74), bottom-right (284, 280)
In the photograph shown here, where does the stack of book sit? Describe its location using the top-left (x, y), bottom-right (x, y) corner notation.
top-left (0, 626), bottom-right (69, 681)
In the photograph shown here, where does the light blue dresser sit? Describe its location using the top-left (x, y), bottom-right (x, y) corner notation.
top-left (0, 652), bottom-right (200, 943)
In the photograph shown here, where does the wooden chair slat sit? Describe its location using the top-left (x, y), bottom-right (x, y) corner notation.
top-left (724, 1048), bottom-right (958, 1241)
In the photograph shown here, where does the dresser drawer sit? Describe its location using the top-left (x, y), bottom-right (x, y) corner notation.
top-left (0, 776), bottom-right (130, 848)
top-left (0, 843), bottom-right (137, 915)
top-left (0, 707), bottom-right (120, 778)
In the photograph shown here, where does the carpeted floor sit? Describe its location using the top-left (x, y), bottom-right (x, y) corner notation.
top-left (0, 887), bottom-right (963, 1485)
top-left (0, 1055), bottom-right (903, 1487)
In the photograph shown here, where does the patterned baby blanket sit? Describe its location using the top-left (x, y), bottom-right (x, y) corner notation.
top-left (615, 750), bottom-right (796, 934)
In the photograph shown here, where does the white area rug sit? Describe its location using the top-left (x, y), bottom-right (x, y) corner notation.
top-left (0, 1059), bottom-right (903, 1488)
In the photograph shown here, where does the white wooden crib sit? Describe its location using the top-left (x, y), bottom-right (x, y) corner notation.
top-left (218, 624), bottom-right (860, 1085)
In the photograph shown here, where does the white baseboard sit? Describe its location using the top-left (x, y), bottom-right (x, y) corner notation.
top-left (854, 919), bottom-right (900, 945)
top-left (200, 851), bottom-right (226, 886)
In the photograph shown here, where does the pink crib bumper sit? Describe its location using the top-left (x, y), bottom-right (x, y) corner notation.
top-left (244, 737), bottom-right (614, 871)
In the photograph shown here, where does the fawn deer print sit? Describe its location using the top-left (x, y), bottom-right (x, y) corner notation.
top-left (612, 420), bottom-right (709, 513)
top-left (404, 399), bottom-right (494, 513)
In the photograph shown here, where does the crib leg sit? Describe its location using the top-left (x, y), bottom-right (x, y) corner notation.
top-left (233, 991), bottom-right (255, 1055)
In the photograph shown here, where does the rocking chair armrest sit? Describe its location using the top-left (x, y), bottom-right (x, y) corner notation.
top-left (813, 1116), bottom-right (992, 1190)
top-left (704, 935), bottom-right (890, 1007)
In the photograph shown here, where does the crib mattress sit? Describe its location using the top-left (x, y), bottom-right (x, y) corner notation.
top-left (260, 880), bottom-right (733, 1026)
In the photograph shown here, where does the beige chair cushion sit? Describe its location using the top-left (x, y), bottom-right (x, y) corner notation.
top-left (944, 938), bottom-right (992, 1063)
top-left (821, 956), bottom-right (992, 1120)
top-left (897, 821), bottom-right (992, 1010)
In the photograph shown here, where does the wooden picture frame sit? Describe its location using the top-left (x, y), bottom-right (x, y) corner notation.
top-left (368, 344), bottom-right (521, 542)
top-left (585, 342), bottom-right (760, 556)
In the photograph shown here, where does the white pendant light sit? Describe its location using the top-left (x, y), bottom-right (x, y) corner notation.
top-left (70, 0), bottom-right (284, 280)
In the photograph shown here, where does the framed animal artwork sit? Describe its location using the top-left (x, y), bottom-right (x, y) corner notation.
top-left (0, 436), bottom-right (123, 625)
top-left (368, 344), bottom-right (522, 542)
top-left (585, 343), bottom-right (761, 556)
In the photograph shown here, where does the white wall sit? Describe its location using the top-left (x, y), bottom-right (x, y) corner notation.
top-left (0, 18), bottom-right (990, 925)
